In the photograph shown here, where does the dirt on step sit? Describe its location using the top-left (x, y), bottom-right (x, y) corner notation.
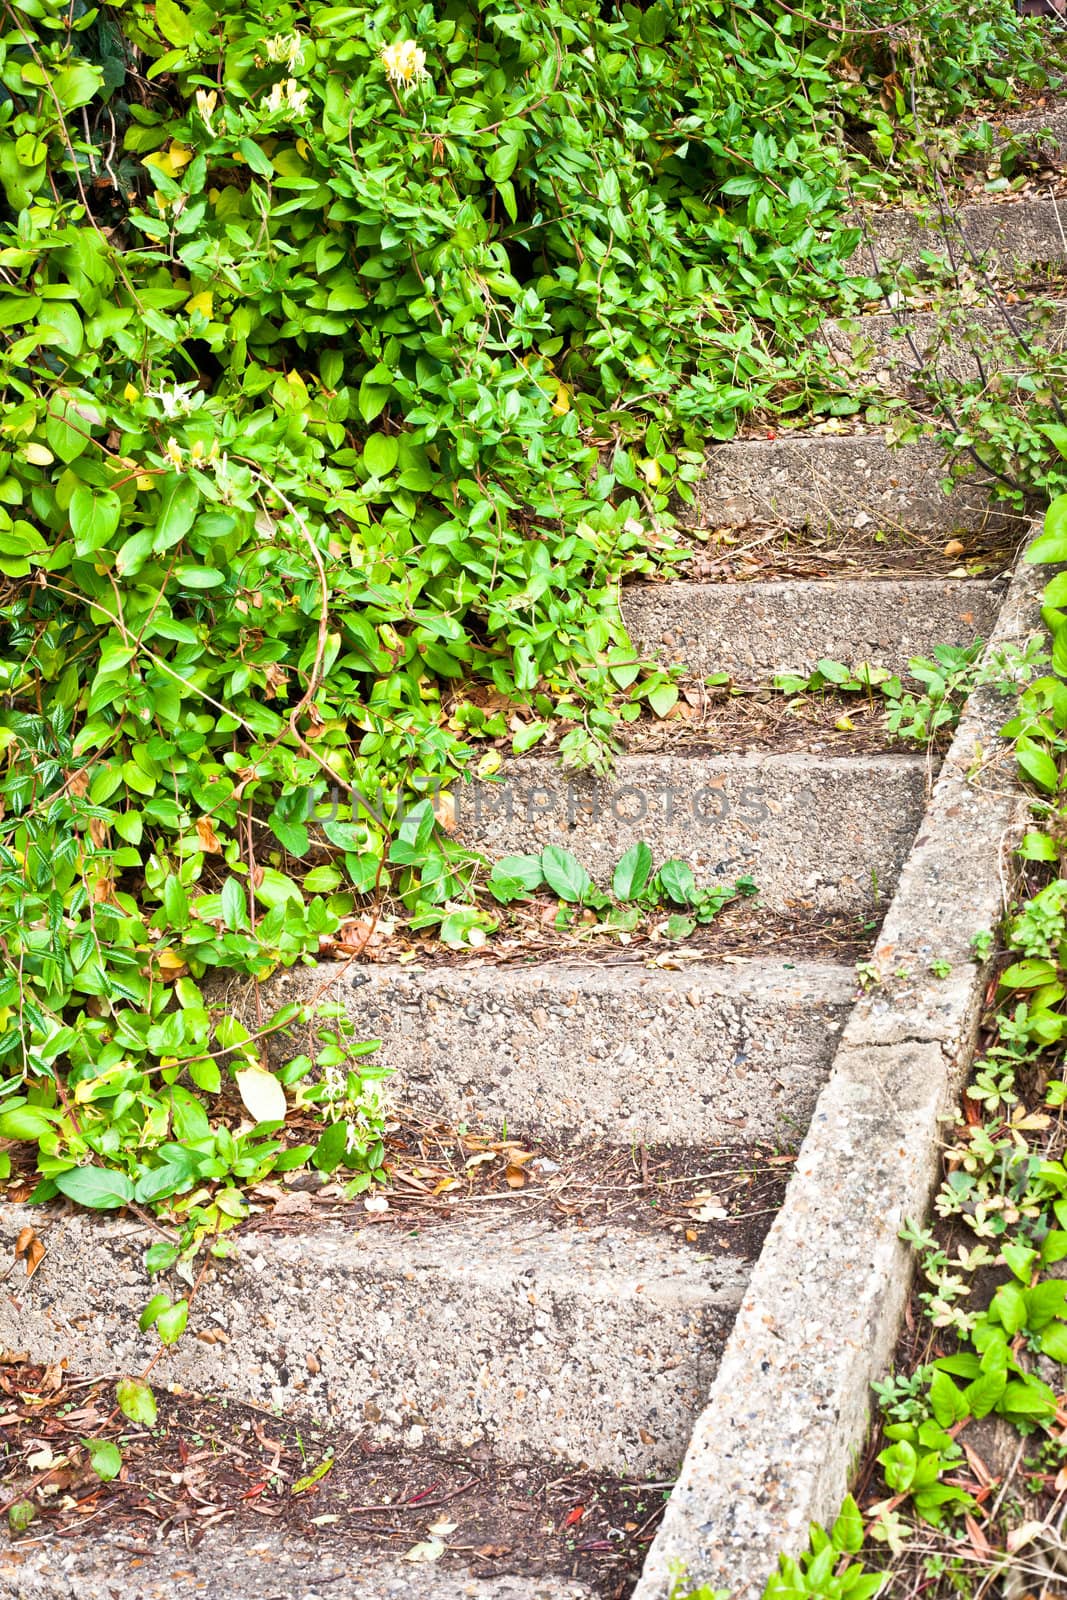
top-left (0, 1364), bottom-right (667, 1597)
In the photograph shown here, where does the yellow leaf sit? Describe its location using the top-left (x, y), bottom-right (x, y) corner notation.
top-left (639, 457), bottom-right (662, 486)
top-left (185, 290), bottom-right (214, 319)
top-left (123, 383), bottom-right (139, 403)
top-left (25, 442), bottom-right (53, 466)
top-left (551, 381), bottom-right (571, 416)
top-left (144, 143), bottom-right (195, 179)
top-left (235, 1067), bottom-right (287, 1125)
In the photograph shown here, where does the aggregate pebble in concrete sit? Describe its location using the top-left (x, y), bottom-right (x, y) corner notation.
top-left (0, 1211), bottom-right (748, 1475)
top-left (856, 195), bottom-right (1067, 274)
top-left (455, 750), bottom-right (928, 915)
top-left (1, 1533), bottom-right (596, 1600)
top-left (623, 576), bottom-right (1000, 679)
top-left (255, 959), bottom-right (855, 1145)
top-left (689, 436), bottom-right (1009, 535)
top-left (634, 539), bottom-right (1042, 1596)
top-left (819, 302), bottom-right (1067, 388)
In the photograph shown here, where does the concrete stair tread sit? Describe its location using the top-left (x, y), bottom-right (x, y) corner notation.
top-left (820, 297), bottom-right (1067, 386)
top-left (688, 432), bottom-right (1020, 534)
top-left (4, 1530), bottom-right (599, 1600)
top-left (622, 574), bottom-right (1000, 677)
top-left (451, 748), bottom-right (928, 915)
top-left (854, 193), bottom-right (1067, 271)
top-left (262, 955), bottom-right (858, 1144)
top-left (7, 1205), bottom-right (750, 1472)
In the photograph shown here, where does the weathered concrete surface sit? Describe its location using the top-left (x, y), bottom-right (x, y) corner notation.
top-left (855, 195), bottom-right (1067, 274)
top-left (820, 302), bottom-right (1067, 387)
top-left (255, 959), bottom-right (855, 1145)
top-left (2, 1533), bottom-right (597, 1600)
top-left (0, 1209), bottom-right (748, 1474)
top-left (981, 106), bottom-right (1067, 161)
top-left (689, 436), bottom-right (1017, 535)
top-left (455, 750), bottom-right (928, 916)
top-left (623, 576), bottom-right (1000, 678)
top-left (634, 540), bottom-right (1042, 1597)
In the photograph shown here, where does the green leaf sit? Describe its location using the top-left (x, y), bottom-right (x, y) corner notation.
top-left (0, 1106), bottom-right (60, 1140)
top-left (656, 859), bottom-right (696, 905)
top-left (613, 841), bottom-right (653, 901)
top-left (155, 0), bottom-right (194, 45)
top-left (830, 1494), bottom-right (864, 1555)
top-left (239, 138), bottom-right (274, 178)
top-left (1017, 738), bottom-right (1060, 794)
top-left (363, 434), bottom-right (399, 477)
top-left (54, 1166), bottom-right (134, 1210)
top-left (84, 1438), bottom-right (122, 1481)
top-left (647, 682), bottom-right (679, 718)
top-left (540, 845), bottom-right (595, 903)
top-left (154, 475), bottom-right (199, 552)
top-left (155, 1299), bottom-right (189, 1345)
top-left (1040, 1320), bottom-right (1067, 1364)
top-left (115, 1378), bottom-right (157, 1426)
top-left (69, 486), bottom-right (121, 553)
top-left (491, 853), bottom-right (543, 891)
top-left (1018, 831), bottom-right (1058, 861)
top-left (139, 1293), bottom-right (170, 1332)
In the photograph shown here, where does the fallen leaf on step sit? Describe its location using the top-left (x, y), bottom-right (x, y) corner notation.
top-left (404, 1539), bottom-right (445, 1563)
top-left (943, 539), bottom-right (965, 558)
top-left (427, 1520), bottom-right (457, 1537)
top-left (235, 1067), bottom-right (286, 1125)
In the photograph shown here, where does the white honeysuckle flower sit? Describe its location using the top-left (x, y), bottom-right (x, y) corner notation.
top-left (151, 382), bottom-right (198, 419)
top-left (266, 77), bottom-right (310, 117)
top-left (164, 437), bottom-right (184, 471)
top-left (265, 33), bottom-right (302, 69)
top-left (380, 39), bottom-right (428, 90)
top-left (195, 88), bottom-right (218, 134)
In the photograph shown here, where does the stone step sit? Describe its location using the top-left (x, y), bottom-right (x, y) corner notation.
top-left (4, 1532), bottom-right (599, 1600)
top-left (820, 298), bottom-right (1067, 387)
top-left (688, 433), bottom-right (1014, 535)
top-left (854, 194), bottom-right (1067, 275)
top-left (1, 1205), bottom-right (750, 1474)
top-left (449, 750), bottom-right (926, 916)
top-left (961, 105), bottom-right (1067, 166)
top-left (622, 575), bottom-right (1000, 678)
top-left (259, 957), bottom-right (856, 1145)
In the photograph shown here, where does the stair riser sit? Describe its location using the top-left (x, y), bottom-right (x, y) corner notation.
top-left (453, 754), bottom-right (927, 916)
top-left (623, 578), bottom-right (998, 679)
top-left (259, 962), bottom-right (854, 1146)
top-left (1, 1209), bottom-right (747, 1473)
top-left (820, 305), bottom-right (1067, 389)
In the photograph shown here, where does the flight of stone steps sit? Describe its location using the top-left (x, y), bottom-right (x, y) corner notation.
top-left (3, 102), bottom-right (1066, 1600)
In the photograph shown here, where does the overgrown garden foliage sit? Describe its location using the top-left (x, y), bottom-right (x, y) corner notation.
top-left (0, 0), bottom-right (1056, 1220)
